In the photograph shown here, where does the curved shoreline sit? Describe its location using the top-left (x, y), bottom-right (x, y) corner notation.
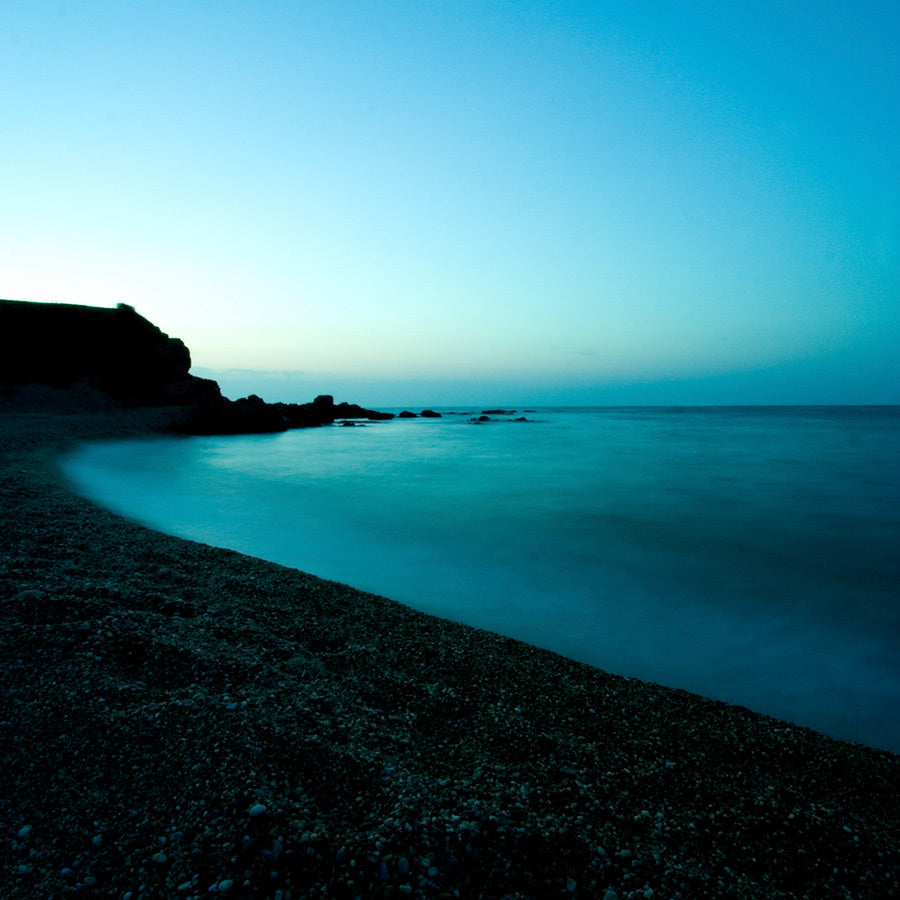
top-left (2, 410), bottom-right (898, 898)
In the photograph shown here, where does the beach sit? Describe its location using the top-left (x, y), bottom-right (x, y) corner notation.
top-left (1, 409), bottom-right (898, 899)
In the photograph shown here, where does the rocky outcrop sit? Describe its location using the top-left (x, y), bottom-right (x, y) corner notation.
top-left (0, 299), bottom-right (206, 406)
top-left (273, 396), bottom-right (395, 428)
top-left (0, 299), bottom-right (393, 434)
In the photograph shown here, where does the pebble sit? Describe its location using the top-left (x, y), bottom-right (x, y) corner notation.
top-left (16, 825), bottom-right (32, 839)
top-left (603, 891), bottom-right (618, 900)
top-left (247, 803), bottom-right (267, 817)
top-left (152, 851), bottom-right (168, 864)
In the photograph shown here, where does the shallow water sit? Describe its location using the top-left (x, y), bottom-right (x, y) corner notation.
top-left (63, 406), bottom-right (900, 752)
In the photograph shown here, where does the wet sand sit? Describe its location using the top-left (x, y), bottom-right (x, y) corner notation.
top-left (1, 409), bottom-right (898, 898)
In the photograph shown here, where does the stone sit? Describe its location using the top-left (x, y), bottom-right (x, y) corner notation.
top-left (248, 803), bottom-right (267, 817)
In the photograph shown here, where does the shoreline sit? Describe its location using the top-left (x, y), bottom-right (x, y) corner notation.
top-left (2, 409), bottom-right (899, 898)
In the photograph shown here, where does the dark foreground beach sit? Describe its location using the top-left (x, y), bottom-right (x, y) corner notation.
top-left (2, 410), bottom-right (898, 899)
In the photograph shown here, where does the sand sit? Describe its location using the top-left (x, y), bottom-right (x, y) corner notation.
top-left (1, 408), bottom-right (898, 898)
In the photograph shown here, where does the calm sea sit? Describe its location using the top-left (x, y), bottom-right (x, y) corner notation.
top-left (62, 406), bottom-right (900, 753)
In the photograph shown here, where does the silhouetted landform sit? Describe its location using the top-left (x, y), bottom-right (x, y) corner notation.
top-left (468, 412), bottom-right (533, 423)
top-left (396, 409), bottom-right (444, 419)
top-left (0, 299), bottom-right (204, 406)
top-left (0, 299), bottom-right (392, 433)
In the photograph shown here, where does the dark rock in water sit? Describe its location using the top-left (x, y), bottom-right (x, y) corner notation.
top-left (420, 409), bottom-right (442, 418)
top-left (469, 415), bottom-right (491, 423)
top-left (482, 409), bottom-right (514, 415)
top-left (274, 395), bottom-right (394, 427)
top-left (180, 393), bottom-right (288, 434)
top-left (333, 401), bottom-right (394, 421)
top-left (398, 410), bottom-right (418, 418)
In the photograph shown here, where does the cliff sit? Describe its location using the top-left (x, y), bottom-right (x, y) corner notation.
top-left (0, 299), bottom-right (392, 432)
top-left (0, 299), bottom-right (212, 405)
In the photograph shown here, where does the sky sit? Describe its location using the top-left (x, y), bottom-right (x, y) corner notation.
top-left (3, 1), bottom-right (898, 406)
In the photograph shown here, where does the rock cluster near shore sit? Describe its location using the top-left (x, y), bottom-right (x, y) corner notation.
top-left (0, 299), bottom-right (393, 433)
top-left (1, 410), bottom-right (899, 900)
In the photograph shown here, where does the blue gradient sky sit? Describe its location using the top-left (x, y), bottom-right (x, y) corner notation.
top-left (3, 2), bottom-right (898, 406)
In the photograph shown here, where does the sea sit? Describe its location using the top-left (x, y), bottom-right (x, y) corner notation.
top-left (61, 406), bottom-right (900, 753)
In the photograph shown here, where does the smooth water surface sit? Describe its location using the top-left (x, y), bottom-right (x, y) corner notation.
top-left (62, 407), bottom-right (900, 752)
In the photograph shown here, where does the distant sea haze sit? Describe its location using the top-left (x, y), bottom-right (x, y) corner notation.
top-left (63, 406), bottom-right (900, 753)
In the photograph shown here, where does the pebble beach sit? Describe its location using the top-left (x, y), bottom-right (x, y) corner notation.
top-left (1, 409), bottom-right (898, 899)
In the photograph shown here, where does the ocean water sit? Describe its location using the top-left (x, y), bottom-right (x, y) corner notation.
top-left (62, 406), bottom-right (900, 753)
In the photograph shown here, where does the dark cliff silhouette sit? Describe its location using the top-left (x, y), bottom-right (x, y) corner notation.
top-left (0, 299), bottom-right (393, 433)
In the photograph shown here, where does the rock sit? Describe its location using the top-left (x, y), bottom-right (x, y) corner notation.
top-left (152, 851), bottom-right (168, 864)
top-left (248, 803), bottom-right (267, 817)
top-left (333, 400), bottom-right (394, 421)
top-left (274, 396), bottom-right (395, 427)
top-left (398, 411), bottom-right (418, 418)
top-left (0, 300), bottom-right (394, 434)
top-left (420, 409), bottom-right (442, 418)
top-left (15, 825), bottom-right (31, 840)
top-left (0, 299), bottom-right (196, 406)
